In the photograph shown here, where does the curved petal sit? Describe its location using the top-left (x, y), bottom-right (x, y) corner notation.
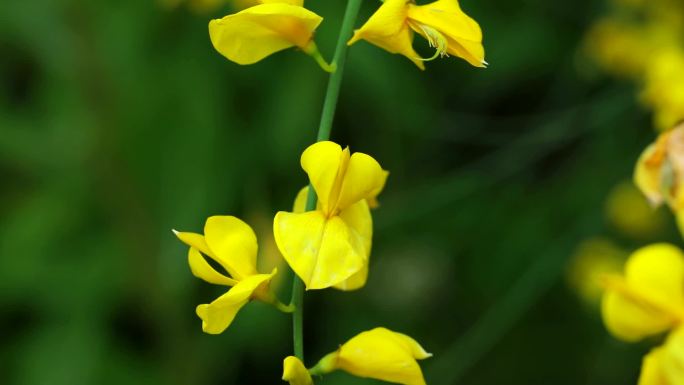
top-left (204, 216), bottom-right (258, 280)
top-left (300, 141), bottom-right (349, 215)
top-left (188, 247), bottom-right (237, 286)
top-left (173, 230), bottom-right (212, 256)
top-left (601, 243), bottom-right (684, 341)
top-left (334, 200), bottom-right (373, 291)
top-left (335, 327), bottom-right (430, 385)
top-left (273, 211), bottom-right (366, 290)
top-left (282, 356), bottom-right (313, 385)
top-left (209, 3), bottom-right (323, 65)
top-left (634, 142), bottom-right (666, 207)
top-left (195, 272), bottom-right (275, 334)
top-left (407, 0), bottom-right (485, 67)
top-left (348, 0), bottom-right (424, 69)
top-left (336, 152), bottom-right (387, 211)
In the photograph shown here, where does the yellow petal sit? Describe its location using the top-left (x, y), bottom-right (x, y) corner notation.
top-left (407, 0), bottom-right (486, 67)
top-left (173, 230), bottom-right (213, 256)
top-left (204, 216), bottom-right (258, 280)
top-left (293, 186), bottom-right (321, 213)
top-left (188, 247), bottom-right (237, 286)
top-left (660, 327), bottom-right (684, 385)
top-left (282, 356), bottom-right (313, 385)
top-left (334, 327), bottom-right (430, 385)
top-left (367, 170), bottom-right (390, 208)
top-left (209, 3), bottom-right (323, 65)
top-left (300, 141), bottom-right (349, 216)
top-left (273, 210), bottom-right (366, 289)
top-left (602, 243), bottom-right (684, 341)
top-left (334, 200), bottom-right (373, 291)
top-left (196, 271), bottom-right (275, 334)
top-left (639, 348), bottom-right (669, 385)
top-left (336, 152), bottom-right (387, 211)
top-left (634, 139), bottom-right (667, 208)
top-left (348, 0), bottom-right (425, 69)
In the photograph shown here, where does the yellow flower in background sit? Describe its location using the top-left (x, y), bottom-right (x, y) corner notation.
top-left (641, 48), bottom-right (684, 131)
top-left (348, 0), bottom-right (486, 69)
top-left (274, 141), bottom-right (388, 290)
top-left (209, 2), bottom-right (331, 69)
top-left (311, 327), bottom-right (432, 385)
top-left (601, 243), bottom-right (684, 342)
top-left (174, 216), bottom-right (282, 334)
top-left (605, 181), bottom-right (668, 239)
top-left (282, 356), bottom-right (313, 385)
top-left (566, 238), bottom-right (626, 307)
top-left (635, 124), bottom-right (684, 232)
top-left (639, 328), bottom-right (684, 385)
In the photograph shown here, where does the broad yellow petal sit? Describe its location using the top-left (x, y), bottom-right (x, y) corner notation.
top-left (348, 0), bottom-right (425, 69)
top-left (408, 0), bottom-right (486, 67)
top-left (300, 141), bottom-right (349, 215)
top-left (334, 327), bottom-right (430, 385)
top-left (209, 3), bottom-right (323, 65)
top-left (336, 152), bottom-right (387, 211)
top-left (282, 356), bottom-right (313, 385)
top-left (602, 243), bottom-right (684, 341)
top-left (204, 216), bottom-right (258, 280)
top-left (273, 211), bottom-right (366, 289)
top-left (196, 271), bottom-right (275, 334)
top-left (188, 247), bottom-right (237, 286)
top-left (334, 200), bottom-right (373, 291)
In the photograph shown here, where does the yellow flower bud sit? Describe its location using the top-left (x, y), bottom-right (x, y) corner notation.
top-left (282, 356), bottom-right (313, 385)
top-left (311, 327), bottom-right (431, 385)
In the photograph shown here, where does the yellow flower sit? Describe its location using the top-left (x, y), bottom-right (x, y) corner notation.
top-left (635, 124), bottom-right (684, 232)
top-left (566, 238), bottom-right (626, 307)
top-left (174, 215), bottom-right (281, 334)
top-left (642, 48), bottom-right (684, 131)
top-left (639, 327), bottom-right (684, 385)
top-left (604, 181), bottom-right (668, 239)
top-left (282, 356), bottom-right (313, 385)
top-left (601, 243), bottom-right (684, 342)
top-left (209, 2), bottom-right (328, 67)
top-left (348, 0), bottom-right (486, 69)
top-left (311, 327), bottom-right (432, 385)
top-left (274, 141), bottom-right (388, 290)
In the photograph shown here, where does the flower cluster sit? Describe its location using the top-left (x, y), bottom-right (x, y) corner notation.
top-left (174, 142), bottom-right (430, 384)
top-left (583, 0), bottom-right (684, 130)
top-left (206, 0), bottom-right (485, 70)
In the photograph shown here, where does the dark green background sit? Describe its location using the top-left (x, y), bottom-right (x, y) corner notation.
top-left (0, 0), bottom-right (677, 384)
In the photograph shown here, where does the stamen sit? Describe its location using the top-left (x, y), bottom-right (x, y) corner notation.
top-left (413, 24), bottom-right (449, 62)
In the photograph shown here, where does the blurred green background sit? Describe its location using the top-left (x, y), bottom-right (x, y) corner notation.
top-left (1, 0), bottom-right (678, 384)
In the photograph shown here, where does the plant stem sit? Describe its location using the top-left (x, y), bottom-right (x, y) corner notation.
top-left (289, 0), bottom-right (364, 361)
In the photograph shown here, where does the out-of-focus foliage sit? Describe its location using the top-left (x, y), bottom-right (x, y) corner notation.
top-left (1, 0), bottom-right (681, 384)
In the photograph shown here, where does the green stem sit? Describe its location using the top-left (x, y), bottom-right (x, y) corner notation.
top-left (289, 0), bottom-right (364, 361)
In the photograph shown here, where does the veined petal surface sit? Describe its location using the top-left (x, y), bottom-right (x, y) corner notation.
top-left (273, 210), bottom-right (366, 289)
